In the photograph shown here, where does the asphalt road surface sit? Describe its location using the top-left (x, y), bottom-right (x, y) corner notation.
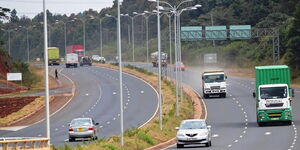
top-left (129, 62), bottom-right (299, 150)
top-left (0, 65), bottom-right (159, 146)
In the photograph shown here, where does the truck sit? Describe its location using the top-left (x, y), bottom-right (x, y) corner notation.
top-left (151, 51), bottom-right (168, 67)
top-left (66, 45), bottom-right (85, 57)
top-left (48, 47), bottom-right (60, 65)
top-left (65, 53), bottom-right (79, 68)
top-left (202, 71), bottom-right (227, 98)
top-left (254, 65), bottom-right (294, 126)
top-left (203, 53), bottom-right (217, 64)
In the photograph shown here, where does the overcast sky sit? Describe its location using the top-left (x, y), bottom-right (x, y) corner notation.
top-left (1, 0), bottom-right (114, 18)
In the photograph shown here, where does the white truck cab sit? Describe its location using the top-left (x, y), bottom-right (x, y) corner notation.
top-left (202, 71), bottom-right (227, 98)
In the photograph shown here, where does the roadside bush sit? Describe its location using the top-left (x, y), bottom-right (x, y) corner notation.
top-left (12, 61), bottom-right (38, 88)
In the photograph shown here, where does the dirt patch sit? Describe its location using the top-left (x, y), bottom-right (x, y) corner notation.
top-left (0, 96), bottom-right (38, 118)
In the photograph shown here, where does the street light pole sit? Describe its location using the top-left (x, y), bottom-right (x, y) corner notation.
top-left (99, 18), bottom-right (103, 57)
top-left (8, 30), bottom-right (11, 55)
top-left (131, 17), bottom-right (135, 62)
top-left (83, 21), bottom-right (86, 56)
top-left (26, 29), bottom-right (29, 63)
top-left (43, 0), bottom-right (50, 145)
top-left (117, 0), bottom-right (124, 146)
top-left (157, 0), bottom-right (163, 131)
top-left (64, 23), bottom-right (67, 56)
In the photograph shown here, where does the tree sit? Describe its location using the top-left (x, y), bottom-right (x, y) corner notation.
top-left (0, 6), bottom-right (10, 20)
top-left (284, 2), bottom-right (300, 75)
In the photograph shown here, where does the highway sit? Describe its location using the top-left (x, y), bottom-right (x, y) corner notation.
top-left (0, 65), bottom-right (159, 146)
top-left (129, 63), bottom-right (299, 150)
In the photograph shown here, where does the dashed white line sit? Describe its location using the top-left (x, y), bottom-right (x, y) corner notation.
top-left (264, 132), bottom-right (271, 135)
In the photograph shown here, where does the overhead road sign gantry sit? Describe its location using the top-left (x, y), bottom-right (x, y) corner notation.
top-left (181, 26), bottom-right (202, 41)
top-left (205, 25), bottom-right (227, 40)
top-left (229, 25), bottom-right (251, 39)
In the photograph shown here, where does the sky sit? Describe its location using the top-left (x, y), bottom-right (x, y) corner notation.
top-left (1, 0), bottom-right (115, 19)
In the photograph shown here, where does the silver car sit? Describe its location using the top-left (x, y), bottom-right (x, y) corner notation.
top-left (68, 118), bottom-right (99, 142)
top-left (176, 119), bottom-right (212, 148)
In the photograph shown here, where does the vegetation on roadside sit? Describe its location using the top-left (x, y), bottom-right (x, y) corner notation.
top-left (55, 64), bottom-right (195, 150)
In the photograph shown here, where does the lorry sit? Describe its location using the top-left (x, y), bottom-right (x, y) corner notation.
top-left (202, 71), bottom-right (227, 98)
top-left (254, 65), bottom-right (294, 126)
top-left (48, 47), bottom-right (60, 65)
top-left (203, 53), bottom-right (217, 64)
top-left (66, 45), bottom-right (85, 57)
top-left (151, 51), bottom-right (168, 67)
top-left (65, 53), bottom-right (79, 68)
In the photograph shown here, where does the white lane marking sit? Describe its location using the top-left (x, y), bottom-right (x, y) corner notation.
top-left (212, 134), bottom-right (219, 138)
top-left (100, 126), bottom-right (103, 128)
top-left (228, 145), bottom-right (232, 148)
top-left (113, 92), bottom-right (117, 95)
top-left (234, 140), bottom-right (238, 143)
top-left (85, 93), bottom-right (89, 96)
top-left (107, 122), bottom-right (110, 124)
top-left (55, 128), bottom-right (58, 131)
top-left (0, 126), bottom-right (28, 131)
top-left (141, 91), bottom-right (144, 94)
top-left (240, 135), bottom-right (243, 138)
top-left (265, 132), bottom-right (272, 135)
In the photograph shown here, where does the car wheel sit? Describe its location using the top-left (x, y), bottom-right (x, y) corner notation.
top-left (205, 141), bottom-right (211, 147)
top-left (69, 137), bottom-right (75, 142)
top-left (177, 144), bottom-right (184, 148)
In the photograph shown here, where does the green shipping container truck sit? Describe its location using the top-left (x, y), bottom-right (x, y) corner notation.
top-left (254, 65), bottom-right (295, 126)
top-left (48, 47), bottom-right (60, 65)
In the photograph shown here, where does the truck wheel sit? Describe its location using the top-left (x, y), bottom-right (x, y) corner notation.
top-left (258, 122), bottom-right (264, 127)
top-left (286, 121), bottom-right (292, 125)
top-left (66, 65), bottom-right (69, 68)
top-left (222, 93), bottom-right (227, 98)
top-left (204, 94), bottom-right (208, 98)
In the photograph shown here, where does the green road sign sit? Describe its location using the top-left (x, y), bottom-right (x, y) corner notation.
top-left (230, 25), bottom-right (251, 39)
top-left (181, 26), bottom-right (202, 41)
top-left (205, 26), bottom-right (227, 40)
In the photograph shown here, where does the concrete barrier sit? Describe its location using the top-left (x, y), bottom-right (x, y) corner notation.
top-left (0, 138), bottom-right (49, 150)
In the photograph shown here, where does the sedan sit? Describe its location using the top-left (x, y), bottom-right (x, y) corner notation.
top-left (174, 62), bottom-right (185, 71)
top-left (176, 119), bottom-right (212, 148)
top-left (68, 118), bottom-right (99, 142)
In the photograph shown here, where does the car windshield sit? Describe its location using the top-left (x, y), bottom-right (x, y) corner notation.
top-left (180, 121), bottom-right (206, 129)
top-left (70, 119), bottom-right (91, 126)
top-left (260, 86), bottom-right (288, 99)
top-left (204, 74), bottom-right (225, 83)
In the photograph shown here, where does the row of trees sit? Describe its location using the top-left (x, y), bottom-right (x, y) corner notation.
top-left (0, 0), bottom-right (300, 77)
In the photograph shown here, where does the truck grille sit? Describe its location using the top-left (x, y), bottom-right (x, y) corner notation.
top-left (211, 86), bottom-right (220, 90)
top-left (268, 113), bottom-right (282, 118)
top-left (265, 103), bottom-right (284, 107)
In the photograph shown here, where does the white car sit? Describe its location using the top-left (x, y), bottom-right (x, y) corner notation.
top-left (68, 118), bottom-right (99, 142)
top-left (176, 119), bottom-right (212, 148)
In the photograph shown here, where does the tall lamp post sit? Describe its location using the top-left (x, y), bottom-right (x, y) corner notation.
top-left (149, 0), bottom-right (201, 117)
top-left (143, 11), bottom-right (156, 63)
top-left (43, 0), bottom-right (50, 145)
top-left (121, 12), bottom-right (145, 62)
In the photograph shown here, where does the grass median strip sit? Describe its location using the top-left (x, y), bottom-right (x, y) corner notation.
top-left (55, 64), bottom-right (195, 150)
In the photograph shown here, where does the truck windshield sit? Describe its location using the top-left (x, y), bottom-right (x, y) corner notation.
top-left (203, 74), bottom-right (225, 83)
top-left (260, 86), bottom-right (287, 99)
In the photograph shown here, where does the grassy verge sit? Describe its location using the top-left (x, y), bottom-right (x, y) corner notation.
top-left (55, 64), bottom-right (195, 150)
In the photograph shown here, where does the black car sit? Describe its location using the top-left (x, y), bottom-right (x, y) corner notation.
top-left (80, 56), bottom-right (92, 66)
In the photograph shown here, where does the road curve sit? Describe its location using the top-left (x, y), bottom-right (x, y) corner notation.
top-left (0, 65), bottom-right (159, 146)
top-left (129, 62), bottom-right (299, 150)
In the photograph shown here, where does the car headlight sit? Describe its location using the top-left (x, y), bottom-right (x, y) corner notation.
top-left (177, 133), bottom-right (185, 137)
top-left (199, 131), bottom-right (209, 136)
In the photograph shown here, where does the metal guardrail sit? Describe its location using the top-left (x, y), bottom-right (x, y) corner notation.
top-left (0, 138), bottom-right (49, 150)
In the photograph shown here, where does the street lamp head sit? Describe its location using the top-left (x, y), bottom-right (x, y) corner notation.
top-left (133, 12), bottom-right (138, 15)
top-left (144, 10), bottom-right (150, 13)
top-left (195, 4), bottom-right (202, 8)
top-left (105, 14), bottom-right (111, 17)
top-left (148, 0), bottom-right (156, 2)
top-left (156, 6), bottom-right (164, 10)
top-left (191, 7), bottom-right (197, 10)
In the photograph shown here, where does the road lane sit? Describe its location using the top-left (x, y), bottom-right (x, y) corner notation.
top-left (0, 65), bottom-right (159, 146)
top-left (129, 62), bottom-right (298, 150)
